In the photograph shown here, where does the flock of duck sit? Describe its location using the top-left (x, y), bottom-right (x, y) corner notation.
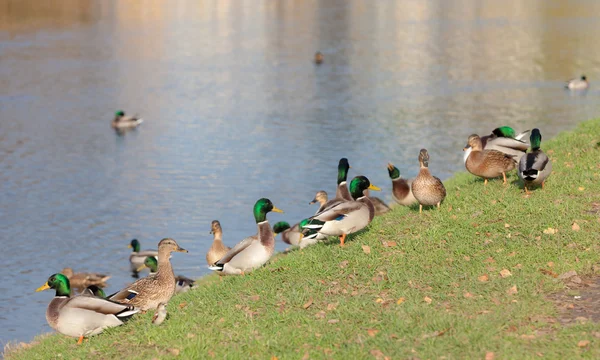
top-left (35, 116), bottom-right (556, 344)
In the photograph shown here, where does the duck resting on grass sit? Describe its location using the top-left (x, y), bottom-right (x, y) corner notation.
top-left (109, 238), bottom-right (188, 311)
top-left (128, 239), bottom-right (158, 278)
top-left (36, 273), bottom-right (138, 344)
top-left (301, 175), bottom-right (380, 247)
top-left (411, 149), bottom-right (446, 213)
top-left (273, 219), bottom-right (321, 249)
top-left (137, 256), bottom-right (196, 294)
top-left (208, 198), bottom-right (283, 275)
top-left (463, 134), bottom-right (518, 185)
top-left (518, 128), bottom-right (552, 194)
top-left (387, 162), bottom-right (417, 206)
top-left (206, 220), bottom-right (231, 266)
top-left (464, 126), bottom-right (529, 164)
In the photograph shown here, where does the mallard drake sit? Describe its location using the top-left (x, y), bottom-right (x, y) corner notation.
top-left (136, 256), bottom-right (195, 294)
top-left (387, 163), bottom-right (417, 206)
top-left (565, 75), bottom-right (588, 90)
top-left (465, 127), bottom-right (530, 164)
top-left (464, 135), bottom-right (517, 185)
top-left (82, 285), bottom-right (106, 298)
top-left (111, 110), bottom-right (143, 129)
top-left (302, 176), bottom-right (380, 247)
top-left (273, 219), bottom-right (320, 249)
top-left (109, 238), bottom-right (188, 311)
top-left (208, 198), bottom-right (283, 275)
top-left (319, 158), bottom-right (353, 211)
top-left (364, 189), bottom-right (391, 215)
top-left (314, 51), bottom-right (324, 64)
top-left (206, 220), bottom-right (231, 266)
top-left (36, 273), bottom-right (138, 344)
top-left (518, 128), bottom-right (552, 194)
top-left (128, 239), bottom-right (158, 277)
top-left (60, 268), bottom-right (110, 289)
top-left (152, 303), bottom-right (167, 325)
top-left (411, 149), bottom-right (446, 213)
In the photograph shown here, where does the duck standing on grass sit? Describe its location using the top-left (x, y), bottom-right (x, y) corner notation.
top-left (465, 126), bottom-right (529, 164)
top-left (565, 75), bottom-right (589, 90)
top-left (137, 256), bottom-right (196, 294)
top-left (111, 110), bottom-right (143, 129)
top-left (36, 273), bottom-right (138, 344)
top-left (109, 238), bottom-right (188, 311)
top-left (128, 239), bottom-right (158, 278)
top-left (302, 176), bottom-right (380, 247)
top-left (411, 149), bottom-right (446, 213)
top-left (518, 128), bottom-right (552, 194)
top-left (209, 198), bottom-right (283, 275)
top-left (387, 163), bottom-right (417, 206)
top-left (206, 220), bottom-right (231, 266)
top-left (463, 134), bottom-right (517, 185)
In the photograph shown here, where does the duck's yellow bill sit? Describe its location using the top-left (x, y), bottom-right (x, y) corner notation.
top-left (298, 233), bottom-right (304, 243)
top-left (368, 184), bottom-right (381, 191)
top-left (136, 265), bottom-right (147, 272)
top-left (272, 206), bottom-right (284, 213)
top-left (127, 244), bottom-right (132, 248)
top-left (36, 282), bottom-right (50, 292)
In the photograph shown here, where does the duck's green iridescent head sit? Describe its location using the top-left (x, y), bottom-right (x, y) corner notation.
top-left (530, 128), bottom-right (542, 151)
top-left (129, 239), bottom-right (140, 252)
top-left (349, 176), bottom-right (381, 199)
top-left (581, 75), bottom-right (587, 81)
top-left (387, 163), bottom-right (400, 179)
top-left (337, 158), bottom-right (350, 185)
top-left (492, 126), bottom-right (516, 138)
top-left (253, 198), bottom-right (284, 223)
top-left (115, 110), bottom-right (125, 117)
top-left (85, 285), bottom-right (106, 298)
top-left (272, 221), bottom-right (291, 235)
top-left (140, 256), bottom-right (158, 273)
top-left (36, 273), bottom-right (70, 297)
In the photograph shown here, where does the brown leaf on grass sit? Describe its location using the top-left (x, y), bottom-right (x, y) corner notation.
top-left (271, 356), bottom-right (279, 360)
top-left (478, 274), bottom-right (489, 282)
top-left (577, 340), bottom-right (590, 348)
top-left (507, 285), bottom-right (518, 295)
top-left (362, 245), bottom-right (371, 254)
top-left (369, 349), bottom-right (386, 360)
top-left (168, 348), bottom-right (180, 356)
top-left (383, 241), bottom-right (397, 247)
top-left (504, 223), bottom-right (511, 228)
top-left (178, 302), bottom-right (187, 309)
top-left (484, 257), bottom-right (496, 263)
top-left (339, 260), bottom-right (349, 268)
top-left (521, 334), bottom-right (536, 340)
top-left (396, 297), bottom-right (406, 305)
top-left (375, 298), bottom-right (384, 303)
top-left (464, 256), bottom-right (471, 261)
top-left (572, 222), bottom-right (581, 231)
top-left (558, 270), bottom-right (578, 280)
top-left (547, 261), bottom-right (554, 267)
top-left (315, 311), bottom-right (326, 319)
top-left (367, 329), bottom-right (379, 337)
top-left (326, 303), bottom-right (338, 311)
top-left (464, 292), bottom-right (475, 298)
top-left (327, 319), bottom-right (339, 324)
top-left (421, 328), bottom-right (450, 339)
top-left (301, 353), bottom-right (310, 360)
top-left (543, 228), bottom-right (558, 235)
top-left (187, 333), bottom-right (195, 338)
top-left (485, 352), bottom-right (495, 360)
top-left (500, 269), bottom-right (512, 278)
top-left (539, 268), bottom-right (558, 278)
top-left (302, 298), bottom-right (313, 309)
top-left (508, 251), bottom-right (516, 257)
top-left (249, 295), bottom-right (260, 301)
top-left (578, 186), bottom-right (585, 191)
top-left (424, 296), bottom-right (432, 304)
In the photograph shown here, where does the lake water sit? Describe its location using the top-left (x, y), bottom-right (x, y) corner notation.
top-left (1, 0), bottom-right (600, 346)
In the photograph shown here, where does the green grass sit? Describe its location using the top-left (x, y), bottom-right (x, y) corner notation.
top-left (7, 120), bottom-right (600, 359)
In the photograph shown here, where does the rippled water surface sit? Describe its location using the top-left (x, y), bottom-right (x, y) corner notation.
top-left (2, 0), bottom-right (600, 345)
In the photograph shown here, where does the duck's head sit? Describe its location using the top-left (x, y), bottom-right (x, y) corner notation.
top-left (418, 149), bottom-right (431, 168)
top-left (84, 285), bottom-right (106, 298)
top-left (387, 163), bottom-right (401, 179)
top-left (314, 52), bottom-right (324, 64)
top-left (337, 158), bottom-right (351, 184)
top-left (60, 267), bottom-right (74, 277)
top-left (464, 134), bottom-right (483, 152)
top-left (210, 220), bottom-right (222, 235)
top-left (115, 110), bottom-right (125, 118)
top-left (137, 256), bottom-right (158, 273)
top-left (129, 239), bottom-right (141, 252)
top-left (253, 198), bottom-right (284, 223)
top-left (36, 273), bottom-right (71, 297)
top-left (530, 128), bottom-right (542, 151)
top-left (349, 175), bottom-right (380, 199)
top-left (158, 238), bottom-right (188, 254)
top-left (309, 190), bottom-right (328, 205)
top-left (272, 221), bottom-right (291, 235)
top-left (491, 126), bottom-right (516, 138)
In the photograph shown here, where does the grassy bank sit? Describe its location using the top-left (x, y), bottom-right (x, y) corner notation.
top-left (7, 120), bottom-right (600, 359)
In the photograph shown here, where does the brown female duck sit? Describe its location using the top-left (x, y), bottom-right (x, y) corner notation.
top-left (411, 149), bottom-right (446, 213)
top-left (464, 134), bottom-right (517, 185)
top-left (206, 220), bottom-right (231, 266)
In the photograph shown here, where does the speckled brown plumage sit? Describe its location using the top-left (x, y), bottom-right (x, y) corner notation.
top-left (464, 134), bottom-right (517, 185)
top-left (411, 149), bottom-right (446, 213)
top-left (206, 220), bottom-right (231, 266)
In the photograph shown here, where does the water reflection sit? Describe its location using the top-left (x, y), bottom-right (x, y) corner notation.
top-left (1, 0), bottom-right (599, 346)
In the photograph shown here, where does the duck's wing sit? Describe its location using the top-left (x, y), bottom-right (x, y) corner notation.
top-left (67, 295), bottom-right (138, 317)
top-left (215, 235), bottom-right (258, 265)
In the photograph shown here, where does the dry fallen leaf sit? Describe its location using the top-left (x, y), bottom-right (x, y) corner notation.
top-left (250, 295), bottom-right (260, 301)
top-left (578, 187), bottom-right (585, 191)
top-left (302, 298), bottom-right (313, 309)
top-left (547, 261), bottom-right (554, 267)
top-left (478, 274), bottom-right (489, 282)
top-left (558, 270), bottom-right (578, 280)
top-left (577, 340), bottom-right (590, 348)
top-left (464, 292), bottom-right (474, 298)
top-left (572, 222), bottom-right (581, 231)
top-left (507, 285), bottom-right (518, 295)
top-left (484, 257), bottom-right (496, 263)
top-left (339, 260), bottom-right (349, 268)
top-left (375, 298), bottom-right (384, 303)
top-left (168, 348), bottom-right (180, 356)
top-left (424, 296), bottom-right (432, 304)
top-left (179, 302), bottom-right (187, 309)
top-left (367, 329), bottom-right (379, 337)
top-left (362, 245), bottom-right (371, 254)
top-left (485, 351), bottom-right (495, 360)
top-left (500, 269), bottom-right (512, 278)
top-left (504, 223), bottom-right (510, 228)
top-left (464, 256), bottom-right (471, 261)
top-left (369, 349), bottom-right (386, 359)
top-left (327, 319), bottom-right (339, 324)
top-left (271, 356), bottom-right (279, 360)
top-left (326, 303), bottom-right (338, 311)
top-left (539, 268), bottom-right (558, 278)
top-left (396, 297), bottom-right (406, 305)
top-left (543, 228), bottom-right (558, 235)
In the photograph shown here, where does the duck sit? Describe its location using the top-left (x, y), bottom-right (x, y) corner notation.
top-left (387, 163), bottom-right (418, 206)
top-left (464, 135), bottom-right (517, 185)
top-left (302, 176), bottom-right (380, 247)
top-left (60, 267), bottom-right (110, 289)
top-left (518, 128), bottom-right (552, 194)
top-left (152, 303), bottom-right (168, 325)
top-left (464, 126), bottom-right (530, 164)
top-left (36, 273), bottom-right (138, 344)
top-left (206, 220), bottom-right (231, 266)
top-left (364, 189), bottom-right (391, 215)
top-left (319, 158), bottom-right (353, 211)
top-left (128, 239), bottom-right (158, 277)
top-left (81, 285), bottom-right (106, 298)
top-left (273, 219), bottom-right (320, 249)
top-left (309, 190), bottom-right (329, 214)
top-left (314, 51), bottom-right (324, 65)
top-left (411, 149), bottom-right (447, 213)
top-left (108, 238), bottom-right (188, 311)
top-left (136, 256), bottom-right (196, 294)
top-left (111, 110), bottom-right (143, 129)
top-left (208, 198), bottom-right (283, 275)
top-left (565, 75), bottom-right (588, 90)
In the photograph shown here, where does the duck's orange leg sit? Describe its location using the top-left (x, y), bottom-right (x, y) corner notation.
top-left (502, 172), bottom-right (507, 185)
top-left (524, 186), bottom-right (532, 195)
top-left (77, 335), bottom-right (84, 345)
top-left (419, 204), bottom-right (423, 213)
top-left (541, 181), bottom-right (545, 189)
top-left (437, 202), bottom-right (440, 210)
top-left (484, 179), bottom-right (488, 186)
top-left (339, 233), bottom-right (347, 247)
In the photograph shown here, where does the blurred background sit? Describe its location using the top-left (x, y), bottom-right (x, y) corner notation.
top-left (1, 0), bottom-right (599, 345)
